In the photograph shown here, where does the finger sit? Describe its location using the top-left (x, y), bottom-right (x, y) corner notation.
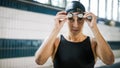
top-left (83, 12), bottom-right (92, 18)
top-left (59, 18), bottom-right (67, 26)
top-left (56, 11), bottom-right (67, 15)
top-left (55, 16), bottom-right (67, 25)
top-left (84, 12), bottom-right (93, 15)
top-left (56, 15), bottom-right (67, 20)
top-left (60, 17), bottom-right (67, 22)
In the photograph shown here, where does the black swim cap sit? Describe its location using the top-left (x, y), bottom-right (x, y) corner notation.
top-left (65, 1), bottom-right (86, 13)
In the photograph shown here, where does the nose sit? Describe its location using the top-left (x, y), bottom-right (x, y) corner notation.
top-left (73, 18), bottom-right (78, 28)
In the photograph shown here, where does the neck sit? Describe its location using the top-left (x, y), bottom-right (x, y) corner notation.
top-left (67, 33), bottom-right (86, 42)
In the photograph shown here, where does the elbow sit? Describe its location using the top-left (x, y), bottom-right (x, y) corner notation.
top-left (105, 59), bottom-right (114, 65)
top-left (105, 60), bottom-right (114, 65)
top-left (35, 58), bottom-right (45, 65)
top-left (107, 58), bottom-right (115, 65)
top-left (35, 54), bottom-right (46, 65)
top-left (35, 52), bottom-right (45, 65)
top-left (104, 55), bottom-right (115, 65)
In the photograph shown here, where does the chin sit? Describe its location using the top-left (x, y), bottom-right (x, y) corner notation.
top-left (71, 32), bottom-right (80, 36)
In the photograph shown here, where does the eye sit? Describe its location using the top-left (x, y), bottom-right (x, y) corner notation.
top-left (77, 18), bottom-right (84, 23)
top-left (68, 17), bottom-right (73, 20)
top-left (78, 18), bottom-right (83, 20)
top-left (68, 17), bottom-right (74, 23)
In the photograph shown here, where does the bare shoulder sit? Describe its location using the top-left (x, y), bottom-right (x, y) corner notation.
top-left (90, 37), bottom-right (97, 47)
top-left (54, 35), bottom-right (61, 48)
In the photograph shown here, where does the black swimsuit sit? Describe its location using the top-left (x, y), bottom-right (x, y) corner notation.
top-left (53, 35), bottom-right (95, 68)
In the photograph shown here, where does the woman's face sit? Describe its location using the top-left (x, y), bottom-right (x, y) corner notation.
top-left (67, 12), bottom-right (85, 35)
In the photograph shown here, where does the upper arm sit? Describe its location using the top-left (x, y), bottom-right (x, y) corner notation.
top-left (52, 36), bottom-right (61, 61)
top-left (91, 38), bottom-right (103, 62)
top-left (90, 37), bottom-right (98, 63)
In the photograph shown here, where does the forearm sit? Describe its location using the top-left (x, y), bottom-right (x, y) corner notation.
top-left (35, 27), bottom-right (60, 65)
top-left (92, 25), bottom-right (114, 64)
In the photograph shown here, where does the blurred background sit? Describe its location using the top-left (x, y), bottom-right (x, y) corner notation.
top-left (0, 0), bottom-right (120, 68)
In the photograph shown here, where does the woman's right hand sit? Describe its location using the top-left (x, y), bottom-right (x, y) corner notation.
top-left (54, 11), bottom-right (67, 30)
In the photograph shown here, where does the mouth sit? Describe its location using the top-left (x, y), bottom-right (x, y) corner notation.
top-left (72, 29), bottom-right (79, 32)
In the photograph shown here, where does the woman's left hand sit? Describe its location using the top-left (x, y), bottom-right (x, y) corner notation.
top-left (83, 12), bottom-right (97, 29)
